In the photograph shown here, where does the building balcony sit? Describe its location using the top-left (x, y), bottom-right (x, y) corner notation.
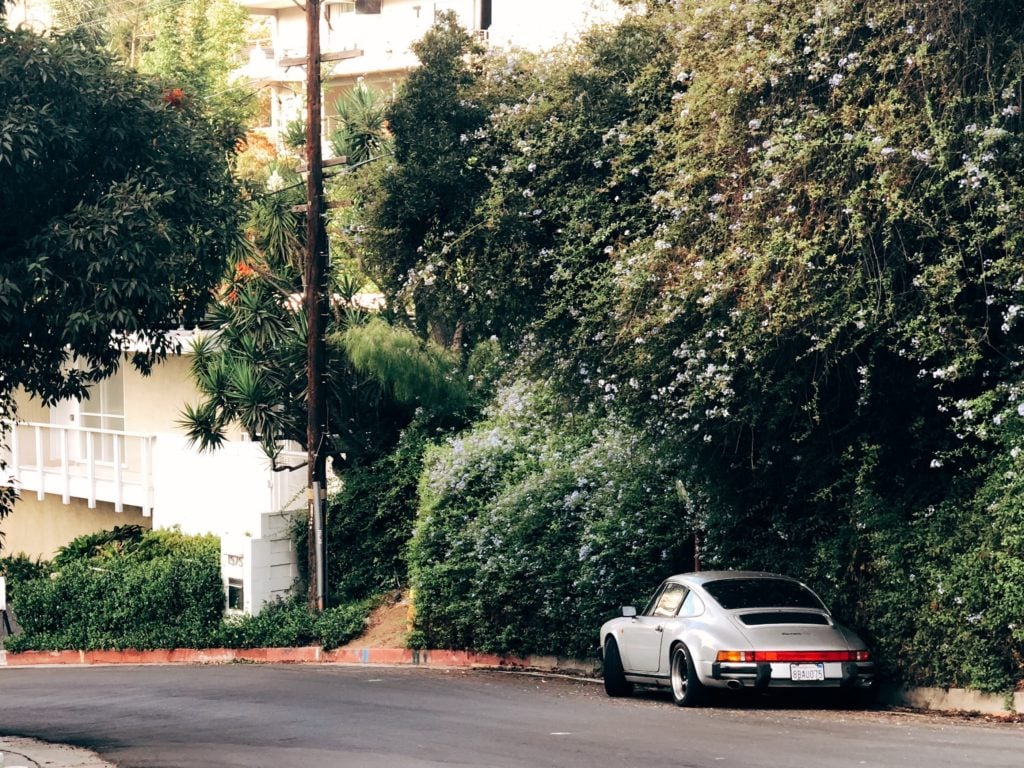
top-left (2, 421), bottom-right (155, 516)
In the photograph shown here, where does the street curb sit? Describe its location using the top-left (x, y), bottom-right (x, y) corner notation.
top-left (2, 647), bottom-right (1021, 715)
top-left (0, 645), bottom-right (599, 677)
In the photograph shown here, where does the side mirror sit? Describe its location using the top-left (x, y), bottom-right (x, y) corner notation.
top-left (621, 606), bottom-right (637, 618)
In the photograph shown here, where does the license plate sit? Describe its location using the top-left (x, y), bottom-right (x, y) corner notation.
top-left (790, 663), bottom-right (825, 681)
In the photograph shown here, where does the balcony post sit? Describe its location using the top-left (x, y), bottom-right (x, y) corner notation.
top-left (60, 426), bottom-right (70, 504)
top-left (34, 424), bottom-right (44, 500)
top-left (113, 433), bottom-right (123, 513)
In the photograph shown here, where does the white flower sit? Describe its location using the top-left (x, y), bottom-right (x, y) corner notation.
top-left (266, 171), bottom-right (285, 192)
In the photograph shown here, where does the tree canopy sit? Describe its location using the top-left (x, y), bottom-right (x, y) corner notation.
top-left (0, 23), bottom-right (241, 521)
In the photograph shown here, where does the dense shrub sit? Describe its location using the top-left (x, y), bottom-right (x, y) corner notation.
top-left (315, 600), bottom-right (376, 651)
top-left (384, 2), bottom-right (1024, 692)
top-left (0, 553), bottom-right (50, 605)
top-left (51, 524), bottom-right (145, 567)
top-left (7, 530), bottom-right (223, 651)
top-left (215, 598), bottom-right (373, 650)
top-left (409, 382), bottom-right (694, 657)
top-left (7, 526), bottom-right (377, 652)
top-left (216, 598), bottom-right (317, 649)
top-left (322, 417), bottom-right (434, 603)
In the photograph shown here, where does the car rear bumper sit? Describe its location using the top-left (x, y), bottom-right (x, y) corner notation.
top-left (709, 660), bottom-right (876, 689)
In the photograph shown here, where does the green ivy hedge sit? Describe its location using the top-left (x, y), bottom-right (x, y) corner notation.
top-left (7, 530), bottom-right (224, 651)
top-left (385, 1), bottom-right (1024, 693)
top-left (409, 383), bottom-right (695, 658)
top-left (6, 528), bottom-right (375, 653)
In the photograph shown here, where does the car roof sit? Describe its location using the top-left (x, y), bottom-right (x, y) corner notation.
top-left (666, 570), bottom-right (800, 586)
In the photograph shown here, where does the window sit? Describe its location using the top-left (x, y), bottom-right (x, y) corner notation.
top-left (480, 0), bottom-right (492, 30)
top-left (228, 579), bottom-right (245, 611)
top-left (78, 367), bottom-right (125, 463)
top-left (651, 582), bottom-right (688, 618)
top-left (678, 591), bottom-right (705, 618)
top-left (703, 578), bottom-right (826, 611)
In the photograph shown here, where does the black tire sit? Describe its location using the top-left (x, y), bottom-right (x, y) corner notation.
top-left (669, 643), bottom-right (706, 707)
top-left (602, 637), bottom-right (634, 697)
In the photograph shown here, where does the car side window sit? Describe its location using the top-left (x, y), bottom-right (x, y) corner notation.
top-left (677, 590), bottom-right (705, 618)
top-left (651, 582), bottom-right (688, 618)
top-left (642, 584), bottom-right (667, 616)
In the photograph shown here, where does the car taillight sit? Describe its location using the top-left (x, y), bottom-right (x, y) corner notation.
top-left (716, 650), bottom-right (871, 663)
top-left (715, 651), bottom-right (757, 662)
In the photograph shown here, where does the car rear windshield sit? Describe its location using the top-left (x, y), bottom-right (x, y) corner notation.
top-left (703, 579), bottom-right (826, 611)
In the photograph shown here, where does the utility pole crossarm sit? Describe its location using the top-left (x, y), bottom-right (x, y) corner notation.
top-left (281, 48), bottom-right (364, 67)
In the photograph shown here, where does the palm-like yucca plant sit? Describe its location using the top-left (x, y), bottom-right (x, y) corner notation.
top-left (180, 277), bottom-right (305, 464)
top-left (179, 94), bottom-right (470, 471)
top-left (246, 164), bottom-right (305, 284)
top-left (329, 85), bottom-right (392, 165)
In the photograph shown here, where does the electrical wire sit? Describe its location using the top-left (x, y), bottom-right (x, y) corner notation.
top-left (46, 0), bottom-right (190, 36)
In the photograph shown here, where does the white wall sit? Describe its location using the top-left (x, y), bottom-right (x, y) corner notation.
top-left (151, 434), bottom-right (306, 613)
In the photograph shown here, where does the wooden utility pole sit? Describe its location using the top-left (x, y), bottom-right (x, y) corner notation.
top-left (304, 0), bottom-right (328, 613)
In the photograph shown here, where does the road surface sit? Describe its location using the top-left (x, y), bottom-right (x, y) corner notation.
top-left (0, 665), bottom-right (1020, 767)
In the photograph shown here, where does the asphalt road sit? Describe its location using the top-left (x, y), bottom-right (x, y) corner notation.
top-left (0, 665), bottom-right (1020, 768)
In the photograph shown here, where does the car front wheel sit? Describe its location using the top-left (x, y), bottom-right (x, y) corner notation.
top-left (602, 637), bottom-right (634, 697)
top-left (670, 643), bottom-right (706, 707)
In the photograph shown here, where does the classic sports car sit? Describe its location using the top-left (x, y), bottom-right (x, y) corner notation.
top-left (598, 571), bottom-right (875, 706)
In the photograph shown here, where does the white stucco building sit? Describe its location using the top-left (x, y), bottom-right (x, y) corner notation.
top-left (1, 335), bottom-right (305, 615)
top-left (236, 0), bottom-right (625, 144)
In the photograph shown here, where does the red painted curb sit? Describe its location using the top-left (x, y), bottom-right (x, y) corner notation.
top-left (2, 649), bottom-right (84, 665)
top-left (0, 645), bottom-right (598, 674)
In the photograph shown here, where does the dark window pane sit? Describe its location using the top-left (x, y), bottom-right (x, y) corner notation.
top-left (228, 578), bottom-right (244, 611)
top-left (703, 579), bottom-right (825, 611)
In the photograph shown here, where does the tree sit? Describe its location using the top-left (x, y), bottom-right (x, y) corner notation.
top-left (360, 12), bottom-right (490, 348)
top-left (181, 268), bottom-right (470, 473)
top-left (0, 23), bottom-right (241, 524)
top-left (180, 115), bottom-right (468, 475)
top-left (139, 0), bottom-right (254, 144)
top-left (49, 0), bottom-right (154, 66)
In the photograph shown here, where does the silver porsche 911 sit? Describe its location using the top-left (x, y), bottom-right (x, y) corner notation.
top-left (598, 571), bottom-right (875, 706)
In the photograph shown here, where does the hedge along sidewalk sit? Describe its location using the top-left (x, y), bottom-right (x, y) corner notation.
top-left (2, 647), bottom-right (1022, 717)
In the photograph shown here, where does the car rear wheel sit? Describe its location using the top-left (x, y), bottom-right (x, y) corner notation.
top-left (670, 643), bottom-right (706, 707)
top-left (602, 637), bottom-right (634, 697)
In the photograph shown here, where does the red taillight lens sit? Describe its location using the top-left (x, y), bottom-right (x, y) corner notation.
top-left (716, 650), bottom-right (871, 663)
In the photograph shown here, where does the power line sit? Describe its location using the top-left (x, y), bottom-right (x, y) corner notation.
top-left (48, 0), bottom-right (187, 36)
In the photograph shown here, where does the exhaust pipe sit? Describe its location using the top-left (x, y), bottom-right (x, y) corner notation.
top-left (726, 680), bottom-right (743, 690)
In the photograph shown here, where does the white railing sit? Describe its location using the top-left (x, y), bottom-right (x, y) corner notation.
top-left (1, 421), bottom-right (155, 516)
